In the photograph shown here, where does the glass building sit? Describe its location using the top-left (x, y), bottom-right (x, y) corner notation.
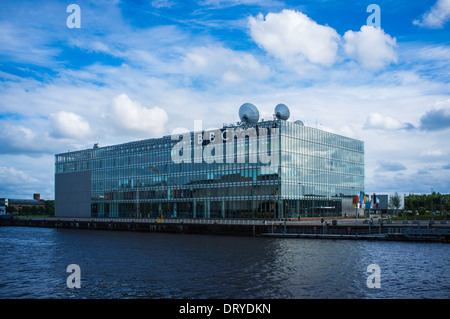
top-left (55, 110), bottom-right (364, 219)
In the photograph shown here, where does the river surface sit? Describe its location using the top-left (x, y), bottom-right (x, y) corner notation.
top-left (0, 226), bottom-right (448, 299)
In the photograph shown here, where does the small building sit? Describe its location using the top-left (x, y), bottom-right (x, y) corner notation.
top-left (1, 194), bottom-right (45, 210)
top-left (376, 194), bottom-right (404, 215)
top-left (0, 198), bottom-right (8, 207)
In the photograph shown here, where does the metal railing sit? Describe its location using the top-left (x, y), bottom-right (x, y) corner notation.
top-left (13, 216), bottom-right (450, 235)
top-left (14, 216), bottom-right (274, 226)
top-left (268, 225), bottom-right (450, 237)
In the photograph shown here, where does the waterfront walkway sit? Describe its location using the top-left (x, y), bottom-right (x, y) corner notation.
top-left (3, 216), bottom-right (449, 242)
top-left (9, 215), bottom-right (449, 226)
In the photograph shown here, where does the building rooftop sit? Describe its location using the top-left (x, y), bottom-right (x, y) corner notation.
top-left (8, 199), bottom-right (45, 205)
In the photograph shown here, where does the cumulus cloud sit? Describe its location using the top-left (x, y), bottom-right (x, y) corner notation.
top-left (413, 0), bottom-right (450, 28)
top-left (364, 112), bottom-right (414, 130)
top-left (248, 10), bottom-right (340, 67)
top-left (419, 108), bottom-right (450, 131)
top-left (2, 123), bottom-right (35, 144)
top-left (248, 10), bottom-right (398, 72)
top-left (110, 94), bottom-right (168, 137)
top-left (50, 111), bottom-right (93, 139)
top-left (377, 160), bottom-right (407, 172)
top-left (0, 120), bottom-right (89, 156)
top-left (343, 25), bottom-right (397, 70)
top-left (0, 122), bottom-right (52, 155)
top-left (0, 123), bottom-right (34, 154)
top-left (0, 163), bottom-right (53, 199)
top-left (0, 166), bottom-right (39, 185)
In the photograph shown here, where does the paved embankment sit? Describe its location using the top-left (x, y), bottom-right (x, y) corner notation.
top-left (2, 216), bottom-right (449, 242)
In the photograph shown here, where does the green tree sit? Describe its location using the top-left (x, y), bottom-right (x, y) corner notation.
top-left (38, 206), bottom-right (46, 215)
top-left (21, 206), bottom-right (31, 215)
top-left (6, 205), bottom-right (17, 214)
top-left (30, 205), bottom-right (38, 215)
top-left (44, 200), bottom-right (55, 216)
top-left (389, 192), bottom-right (402, 217)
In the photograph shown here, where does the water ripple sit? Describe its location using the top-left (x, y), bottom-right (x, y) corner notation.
top-left (0, 227), bottom-right (449, 299)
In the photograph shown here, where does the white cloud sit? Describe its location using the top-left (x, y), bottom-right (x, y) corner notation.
top-left (151, 0), bottom-right (176, 8)
top-left (420, 149), bottom-right (445, 157)
top-left (181, 46), bottom-right (270, 83)
top-left (364, 112), bottom-right (413, 131)
top-left (413, 0), bottom-right (450, 28)
top-left (377, 160), bottom-right (407, 172)
top-left (0, 155), bottom-right (55, 199)
top-left (248, 10), bottom-right (340, 67)
top-left (0, 2), bottom-right (449, 197)
top-left (0, 22), bottom-right (60, 67)
top-left (0, 123), bottom-right (36, 153)
top-left (110, 93), bottom-right (169, 137)
top-left (200, 0), bottom-right (283, 8)
top-left (0, 121), bottom-right (57, 155)
top-left (50, 111), bottom-right (93, 140)
top-left (343, 26), bottom-right (397, 70)
top-left (419, 100), bottom-right (450, 131)
top-left (68, 38), bottom-right (117, 57)
top-left (249, 11), bottom-right (398, 72)
top-left (337, 125), bottom-right (358, 139)
top-left (0, 166), bottom-right (39, 185)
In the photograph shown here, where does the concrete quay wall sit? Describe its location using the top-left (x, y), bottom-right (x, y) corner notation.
top-left (4, 216), bottom-right (450, 242)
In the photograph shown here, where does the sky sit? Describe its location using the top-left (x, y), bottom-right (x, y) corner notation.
top-left (0, 0), bottom-right (449, 199)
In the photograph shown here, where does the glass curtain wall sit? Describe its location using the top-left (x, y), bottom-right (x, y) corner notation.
top-left (279, 121), bottom-right (364, 218)
top-left (55, 120), bottom-right (364, 218)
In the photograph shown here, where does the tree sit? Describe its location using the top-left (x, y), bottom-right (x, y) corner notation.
top-left (21, 206), bottom-right (31, 215)
top-left (6, 205), bottom-right (17, 214)
top-left (44, 200), bottom-right (55, 216)
top-left (389, 192), bottom-right (402, 217)
top-left (38, 206), bottom-right (46, 215)
top-left (30, 205), bottom-right (38, 215)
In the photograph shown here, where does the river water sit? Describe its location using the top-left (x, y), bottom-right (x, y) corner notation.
top-left (0, 226), bottom-right (448, 299)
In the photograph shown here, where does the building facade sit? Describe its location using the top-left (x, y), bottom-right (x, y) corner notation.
top-left (55, 110), bottom-right (364, 219)
top-left (374, 194), bottom-right (405, 214)
top-left (1, 194), bottom-right (45, 211)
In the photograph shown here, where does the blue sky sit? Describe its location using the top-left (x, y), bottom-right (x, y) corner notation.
top-left (0, 0), bottom-right (449, 199)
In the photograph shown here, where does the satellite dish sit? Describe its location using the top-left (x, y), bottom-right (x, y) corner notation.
top-left (239, 103), bottom-right (259, 124)
top-left (295, 120), bottom-right (304, 126)
top-left (275, 103), bottom-right (290, 121)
